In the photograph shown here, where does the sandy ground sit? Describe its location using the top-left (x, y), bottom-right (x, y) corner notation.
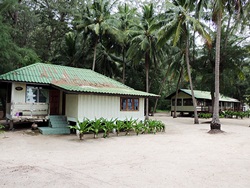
top-left (0, 113), bottom-right (250, 188)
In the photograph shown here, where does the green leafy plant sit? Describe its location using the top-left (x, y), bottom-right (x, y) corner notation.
top-left (198, 113), bottom-right (212, 119)
top-left (224, 110), bottom-right (234, 118)
top-left (245, 110), bottom-right (250, 118)
top-left (68, 119), bottom-right (90, 140)
top-left (238, 111), bottom-right (246, 119)
top-left (145, 120), bottom-right (158, 134)
top-left (88, 118), bottom-right (104, 138)
top-left (133, 121), bottom-right (144, 135)
top-left (102, 118), bottom-right (116, 138)
top-left (155, 120), bottom-right (165, 132)
top-left (142, 120), bottom-right (165, 134)
top-left (123, 118), bottom-right (137, 135)
top-left (219, 114), bottom-right (225, 118)
top-left (0, 124), bottom-right (5, 135)
top-left (114, 120), bottom-right (125, 136)
top-left (69, 117), bottom-right (166, 140)
top-left (234, 111), bottom-right (240, 119)
top-left (223, 110), bottom-right (247, 119)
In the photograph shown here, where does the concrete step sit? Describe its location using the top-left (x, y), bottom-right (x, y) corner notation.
top-left (38, 127), bottom-right (70, 135)
top-left (49, 115), bottom-right (66, 121)
top-left (39, 115), bottom-right (70, 135)
top-left (50, 122), bottom-right (69, 128)
top-left (49, 115), bottom-right (68, 128)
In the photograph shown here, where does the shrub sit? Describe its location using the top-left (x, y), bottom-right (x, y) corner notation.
top-left (245, 110), bottom-right (250, 118)
top-left (114, 120), bottom-right (125, 136)
top-left (223, 110), bottom-right (248, 119)
top-left (123, 118), bottom-right (137, 135)
top-left (133, 121), bottom-right (144, 135)
top-left (73, 118), bottom-right (166, 140)
top-left (0, 124), bottom-right (5, 134)
top-left (224, 110), bottom-right (234, 118)
top-left (238, 111), bottom-right (246, 119)
top-left (198, 113), bottom-right (212, 119)
top-left (144, 120), bottom-right (157, 134)
top-left (88, 118), bottom-right (104, 138)
top-left (68, 119), bottom-right (90, 140)
top-left (102, 118), bottom-right (116, 138)
top-left (155, 120), bottom-right (165, 132)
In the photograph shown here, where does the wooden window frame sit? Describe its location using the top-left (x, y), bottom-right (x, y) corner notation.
top-left (120, 97), bottom-right (139, 111)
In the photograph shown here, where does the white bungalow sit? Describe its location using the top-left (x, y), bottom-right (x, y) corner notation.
top-left (166, 89), bottom-right (240, 116)
top-left (0, 63), bottom-right (159, 134)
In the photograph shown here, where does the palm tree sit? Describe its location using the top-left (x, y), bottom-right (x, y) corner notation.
top-left (158, 0), bottom-right (212, 124)
top-left (127, 3), bottom-right (162, 119)
top-left (192, 24), bottom-right (249, 114)
top-left (115, 3), bottom-right (137, 84)
top-left (76, 0), bottom-right (118, 71)
top-left (210, 0), bottom-right (245, 131)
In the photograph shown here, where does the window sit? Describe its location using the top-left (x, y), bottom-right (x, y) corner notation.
top-left (172, 99), bottom-right (182, 106)
top-left (26, 86), bottom-right (49, 103)
top-left (120, 98), bottom-right (139, 111)
top-left (206, 100), bottom-right (212, 106)
top-left (183, 99), bottom-right (193, 106)
top-left (197, 100), bottom-right (204, 106)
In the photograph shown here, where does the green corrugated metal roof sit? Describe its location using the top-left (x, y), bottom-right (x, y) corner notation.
top-left (0, 63), bottom-right (159, 97)
top-left (55, 84), bottom-right (157, 97)
top-left (180, 89), bottom-right (239, 102)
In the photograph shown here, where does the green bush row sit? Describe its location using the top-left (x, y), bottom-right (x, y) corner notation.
top-left (198, 110), bottom-right (250, 119)
top-left (222, 110), bottom-right (250, 119)
top-left (69, 118), bottom-right (165, 140)
top-left (198, 113), bottom-right (212, 119)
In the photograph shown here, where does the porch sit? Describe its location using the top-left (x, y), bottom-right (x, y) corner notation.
top-left (5, 102), bottom-right (49, 129)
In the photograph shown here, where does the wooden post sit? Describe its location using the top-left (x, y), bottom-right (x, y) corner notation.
top-left (9, 120), bottom-right (14, 130)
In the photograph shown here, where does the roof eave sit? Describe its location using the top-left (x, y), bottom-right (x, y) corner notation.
top-left (51, 84), bottom-right (160, 98)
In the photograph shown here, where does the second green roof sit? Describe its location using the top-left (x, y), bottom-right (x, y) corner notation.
top-left (166, 89), bottom-right (239, 102)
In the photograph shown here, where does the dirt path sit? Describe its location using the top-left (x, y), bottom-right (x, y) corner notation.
top-left (0, 114), bottom-right (250, 188)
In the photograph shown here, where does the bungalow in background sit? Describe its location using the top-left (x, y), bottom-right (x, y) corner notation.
top-left (0, 63), bottom-right (159, 134)
top-left (166, 89), bottom-right (240, 116)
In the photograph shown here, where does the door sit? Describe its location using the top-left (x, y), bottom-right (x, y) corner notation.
top-left (49, 90), bottom-right (60, 115)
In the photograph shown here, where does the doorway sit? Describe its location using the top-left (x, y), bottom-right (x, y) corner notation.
top-left (49, 90), bottom-right (60, 115)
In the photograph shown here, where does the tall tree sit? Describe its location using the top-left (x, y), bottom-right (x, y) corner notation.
top-left (127, 3), bottom-right (162, 119)
top-left (115, 3), bottom-right (137, 83)
top-left (210, 0), bottom-right (245, 131)
top-left (0, 0), bottom-right (39, 72)
top-left (76, 0), bottom-right (118, 71)
top-left (158, 0), bottom-right (211, 124)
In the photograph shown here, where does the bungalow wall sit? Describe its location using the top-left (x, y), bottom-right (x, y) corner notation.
top-left (65, 94), bottom-right (78, 120)
top-left (170, 92), bottom-right (196, 113)
top-left (11, 82), bottom-right (26, 103)
top-left (7, 82), bottom-right (145, 122)
top-left (6, 82), bottom-right (60, 120)
top-left (170, 91), bottom-right (240, 115)
top-left (66, 94), bottom-right (145, 122)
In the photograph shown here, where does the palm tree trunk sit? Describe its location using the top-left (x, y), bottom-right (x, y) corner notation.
top-left (185, 37), bottom-right (199, 124)
top-left (210, 12), bottom-right (222, 130)
top-left (153, 64), bottom-right (171, 113)
top-left (145, 52), bottom-right (149, 120)
top-left (173, 67), bottom-right (183, 118)
top-left (92, 39), bottom-right (98, 71)
top-left (122, 48), bottom-right (125, 84)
